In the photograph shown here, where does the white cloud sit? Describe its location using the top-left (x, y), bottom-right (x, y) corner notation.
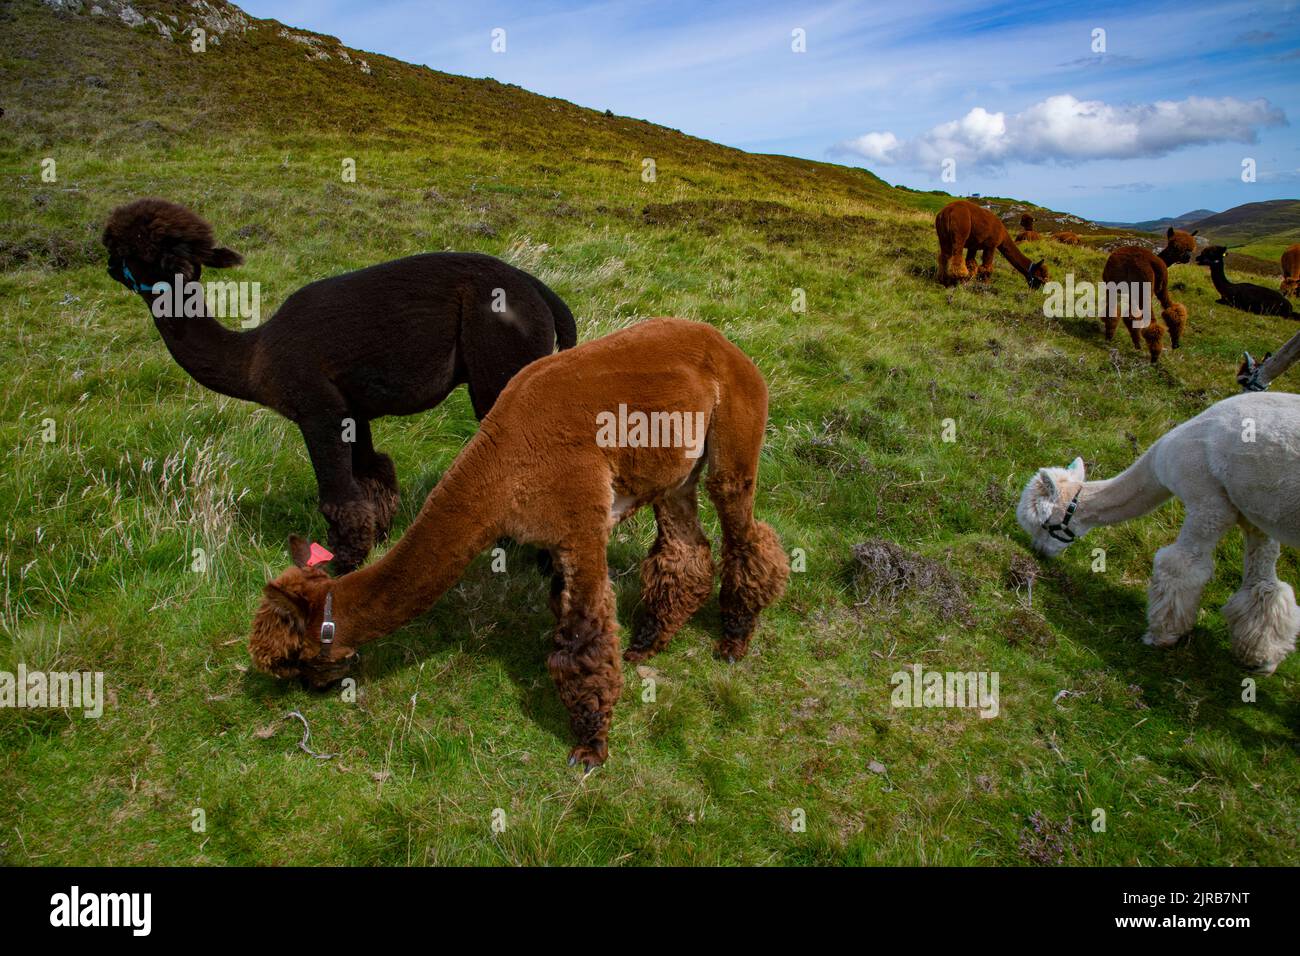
top-left (836, 131), bottom-right (901, 162)
top-left (835, 94), bottom-right (1287, 168)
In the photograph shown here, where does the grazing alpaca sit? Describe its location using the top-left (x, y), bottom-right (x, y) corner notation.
top-left (1195, 245), bottom-right (1294, 318)
top-left (1018, 393), bottom-right (1300, 674)
top-left (1237, 327), bottom-right (1300, 391)
top-left (248, 318), bottom-right (790, 769)
top-left (103, 198), bottom-right (576, 572)
top-left (1014, 214), bottom-right (1042, 243)
top-left (1052, 232), bottom-right (1082, 246)
top-left (1156, 227), bottom-right (1198, 266)
top-left (935, 201), bottom-right (1048, 288)
top-left (1280, 243), bottom-right (1300, 297)
top-left (1100, 246), bottom-right (1189, 364)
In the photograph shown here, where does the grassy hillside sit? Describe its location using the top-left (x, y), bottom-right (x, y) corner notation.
top-left (1, 0), bottom-right (1298, 866)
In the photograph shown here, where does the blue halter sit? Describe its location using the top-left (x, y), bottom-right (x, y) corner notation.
top-left (121, 263), bottom-right (157, 294)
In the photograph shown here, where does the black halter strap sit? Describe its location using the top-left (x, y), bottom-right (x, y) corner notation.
top-left (1042, 489), bottom-right (1081, 543)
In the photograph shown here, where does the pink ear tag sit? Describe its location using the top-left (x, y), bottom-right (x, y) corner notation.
top-left (306, 542), bottom-right (334, 567)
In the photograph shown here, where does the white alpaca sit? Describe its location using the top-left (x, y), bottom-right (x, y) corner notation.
top-left (1017, 393), bottom-right (1300, 674)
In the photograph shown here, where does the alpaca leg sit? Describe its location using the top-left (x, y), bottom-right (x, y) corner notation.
top-left (351, 418), bottom-right (399, 542)
top-left (975, 246), bottom-right (995, 282)
top-left (303, 417), bottom-right (372, 574)
top-left (1143, 502), bottom-right (1236, 648)
top-left (547, 541), bottom-right (623, 769)
top-left (1163, 303), bottom-right (1187, 350)
top-left (1125, 313), bottom-right (1142, 350)
top-left (707, 475), bottom-right (789, 661)
top-left (1223, 522), bottom-right (1300, 674)
top-left (1103, 299), bottom-right (1120, 342)
top-left (1141, 320), bottom-right (1167, 364)
top-left (625, 476), bottom-right (716, 663)
top-left (949, 252), bottom-right (970, 282)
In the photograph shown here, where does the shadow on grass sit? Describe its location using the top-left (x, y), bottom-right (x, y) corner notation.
top-left (236, 514), bottom-right (732, 756)
top-left (1031, 554), bottom-right (1300, 751)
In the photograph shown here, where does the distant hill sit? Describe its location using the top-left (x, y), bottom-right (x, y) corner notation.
top-left (1103, 200), bottom-right (1300, 263)
top-left (1099, 210), bottom-right (1217, 232)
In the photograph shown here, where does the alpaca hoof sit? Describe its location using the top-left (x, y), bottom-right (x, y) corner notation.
top-left (567, 743), bottom-right (607, 771)
top-left (623, 647), bottom-right (652, 663)
top-left (714, 642), bottom-right (748, 662)
top-left (1142, 630), bottom-right (1181, 649)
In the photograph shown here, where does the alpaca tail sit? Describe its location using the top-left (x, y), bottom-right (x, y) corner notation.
top-left (529, 276), bottom-right (578, 351)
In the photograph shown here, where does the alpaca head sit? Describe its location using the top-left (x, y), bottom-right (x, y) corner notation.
top-left (1019, 213), bottom-right (1035, 231)
top-left (250, 536), bottom-right (349, 686)
top-left (1026, 259), bottom-right (1049, 289)
top-left (1195, 244), bottom-right (1228, 267)
top-left (1016, 457), bottom-right (1087, 558)
top-left (1158, 227), bottom-right (1198, 265)
top-left (102, 198), bottom-right (243, 293)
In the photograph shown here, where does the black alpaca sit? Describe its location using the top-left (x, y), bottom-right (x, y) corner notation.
top-left (1196, 246), bottom-right (1294, 319)
top-left (103, 198), bottom-right (577, 572)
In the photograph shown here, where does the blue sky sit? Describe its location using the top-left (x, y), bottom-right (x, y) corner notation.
top-left (241, 0), bottom-right (1300, 221)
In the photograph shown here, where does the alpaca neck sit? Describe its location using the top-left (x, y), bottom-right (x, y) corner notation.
top-left (328, 441), bottom-right (506, 649)
top-left (144, 289), bottom-right (261, 402)
top-left (1206, 260), bottom-right (1233, 298)
top-left (1075, 449), bottom-right (1171, 528)
top-left (997, 236), bottom-right (1035, 277)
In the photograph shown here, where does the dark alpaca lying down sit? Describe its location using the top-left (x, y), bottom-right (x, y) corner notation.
top-left (103, 198), bottom-right (577, 572)
top-left (1196, 245), bottom-right (1294, 319)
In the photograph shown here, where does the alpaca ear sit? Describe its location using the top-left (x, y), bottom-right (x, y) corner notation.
top-left (159, 240), bottom-right (198, 280)
top-left (262, 583), bottom-right (308, 633)
top-left (1067, 457), bottom-right (1085, 482)
top-left (288, 534), bottom-right (313, 569)
top-left (1036, 469), bottom-right (1058, 500)
top-left (204, 246), bottom-right (243, 269)
top-left (1190, 230), bottom-right (1198, 237)
top-left (1167, 227), bottom-right (1175, 239)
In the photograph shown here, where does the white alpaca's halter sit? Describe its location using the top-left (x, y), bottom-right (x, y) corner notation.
top-left (1042, 489), bottom-right (1081, 544)
top-left (1241, 352), bottom-right (1270, 392)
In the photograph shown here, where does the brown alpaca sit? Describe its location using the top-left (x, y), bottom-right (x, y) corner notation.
top-left (1280, 243), bottom-right (1300, 297)
top-left (1100, 246), bottom-right (1189, 364)
top-left (102, 199), bottom-right (575, 572)
top-left (1052, 232), bottom-right (1082, 246)
top-left (1014, 213), bottom-right (1042, 242)
top-left (1156, 226), bottom-right (1198, 266)
top-left (935, 201), bottom-right (1048, 288)
top-left (248, 318), bottom-right (791, 770)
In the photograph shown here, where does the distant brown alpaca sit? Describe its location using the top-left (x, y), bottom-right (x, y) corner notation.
top-left (1280, 243), bottom-right (1300, 297)
top-left (248, 318), bottom-right (790, 770)
top-left (1052, 232), bottom-right (1082, 246)
top-left (1101, 246), bottom-right (1189, 364)
top-left (1156, 226), bottom-right (1198, 266)
top-left (1014, 213), bottom-right (1042, 242)
top-left (935, 201), bottom-right (1048, 288)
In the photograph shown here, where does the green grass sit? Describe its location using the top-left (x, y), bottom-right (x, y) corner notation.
top-left (1, 0), bottom-right (1298, 866)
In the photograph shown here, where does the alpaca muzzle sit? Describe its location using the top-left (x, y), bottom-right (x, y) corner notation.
top-left (1042, 489), bottom-right (1081, 544)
